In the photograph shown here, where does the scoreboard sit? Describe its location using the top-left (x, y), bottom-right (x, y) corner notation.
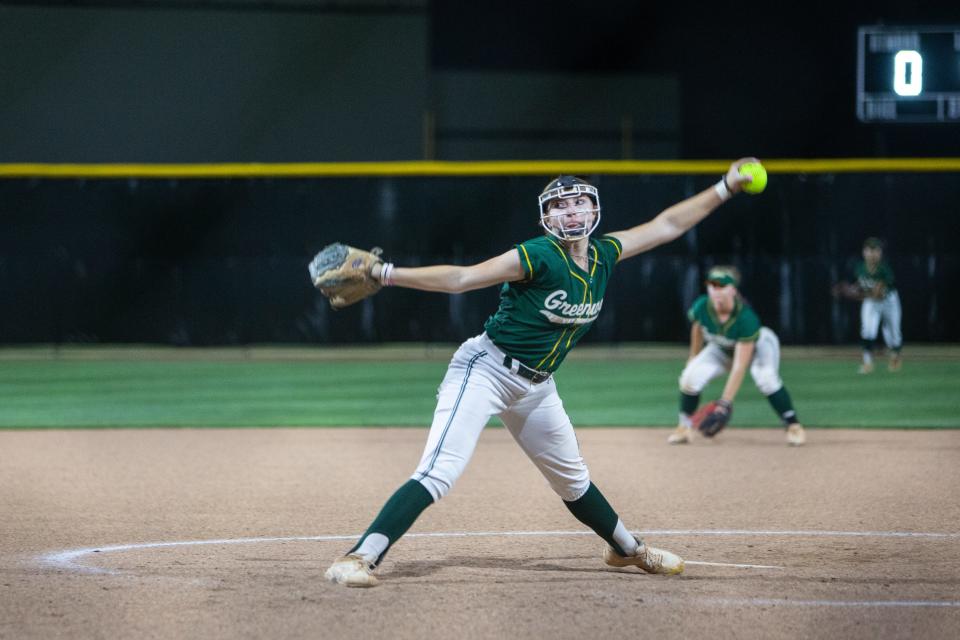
top-left (857, 25), bottom-right (960, 123)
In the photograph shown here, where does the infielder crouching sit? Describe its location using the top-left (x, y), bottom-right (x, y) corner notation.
top-left (668, 266), bottom-right (806, 446)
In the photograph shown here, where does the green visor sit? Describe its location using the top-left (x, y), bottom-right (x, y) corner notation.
top-left (705, 269), bottom-right (738, 287)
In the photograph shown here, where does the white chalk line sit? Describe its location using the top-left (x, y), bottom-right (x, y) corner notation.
top-left (685, 560), bottom-right (780, 569)
top-left (644, 597), bottom-right (960, 608)
top-left (35, 528), bottom-right (960, 608)
top-left (39, 528), bottom-right (959, 574)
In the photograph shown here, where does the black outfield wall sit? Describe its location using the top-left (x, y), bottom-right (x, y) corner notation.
top-left (2, 171), bottom-right (957, 345)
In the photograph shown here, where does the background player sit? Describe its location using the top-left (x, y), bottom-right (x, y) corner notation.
top-left (667, 266), bottom-right (806, 446)
top-left (853, 237), bottom-right (902, 373)
top-left (323, 158), bottom-right (760, 587)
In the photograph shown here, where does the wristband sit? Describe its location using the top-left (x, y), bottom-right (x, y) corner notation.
top-left (379, 263), bottom-right (395, 286)
top-left (713, 176), bottom-right (733, 202)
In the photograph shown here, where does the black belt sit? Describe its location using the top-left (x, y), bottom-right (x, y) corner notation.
top-left (502, 356), bottom-right (552, 384)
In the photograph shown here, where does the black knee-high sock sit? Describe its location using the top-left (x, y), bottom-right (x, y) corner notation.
top-left (349, 479), bottom-right (434, 563)
top-left (766, 386), bottom-right (798, 425)
top-left (680, 392), bottom-right (700, 415)
top-left (563, 482), bottom-right (628, 556)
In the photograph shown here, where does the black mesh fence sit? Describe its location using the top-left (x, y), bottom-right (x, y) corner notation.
top-left (1, 173), bottom-right (957, 344)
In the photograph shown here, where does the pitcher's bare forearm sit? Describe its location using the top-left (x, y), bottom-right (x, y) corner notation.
top-left (382, 250), bottom-right (524, 294)
top-left (610, 157), bottom-right (759, 260)
top-left (610, 188), bottom-right (728, 260)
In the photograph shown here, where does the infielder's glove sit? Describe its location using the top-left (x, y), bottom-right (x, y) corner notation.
top-left (692, 399), bottom-right (732, 437)
top-left (831, 281), bottom-right (865, 301)
top-left (308, 243), bottom-right (384, 309)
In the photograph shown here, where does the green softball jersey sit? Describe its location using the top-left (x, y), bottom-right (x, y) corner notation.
top-left (484, 234), bottom-right (622, 372)
top-left (855, 260), bottom-right (896, 294)
top-left (687, 294), bottom-right (761, 353)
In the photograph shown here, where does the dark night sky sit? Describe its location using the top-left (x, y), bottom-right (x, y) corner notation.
top-left (432, 1), bottom-right (960, 158)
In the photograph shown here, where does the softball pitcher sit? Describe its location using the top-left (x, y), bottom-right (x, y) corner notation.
top-left (856, 237), bottom-right (902, 373)
top-left (324, 159), bottom-right (759, 587)
top-left (666, 266), bottom-right (806, 446)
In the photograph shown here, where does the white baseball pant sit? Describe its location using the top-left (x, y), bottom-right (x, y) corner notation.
top-left (860, 290), bottom-right (903, 348)
top-left (679, 327), bottom-right (784, 396)
top-left (412, 333), bottom-right (590, 502)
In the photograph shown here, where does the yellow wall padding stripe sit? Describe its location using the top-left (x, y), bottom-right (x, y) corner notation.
top-left (1, 158), bottom-right (960, 178)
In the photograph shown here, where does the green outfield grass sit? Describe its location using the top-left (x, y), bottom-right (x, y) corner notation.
top-left (0, 347), bottom-right (956, 428)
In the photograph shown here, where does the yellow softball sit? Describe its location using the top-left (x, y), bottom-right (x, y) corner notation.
top-left (739, 162), bottom-right (767, 194)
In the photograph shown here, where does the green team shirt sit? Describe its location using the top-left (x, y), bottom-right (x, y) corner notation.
top-left (855, 260), bottom-right (896, 294)
top-left (483, 234), bottom-right (622, 372)
top-left (687, 294), bottom-right (761, 354)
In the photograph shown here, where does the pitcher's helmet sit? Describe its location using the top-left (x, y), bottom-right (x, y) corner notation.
top-left (538, 175), bottom-right (601, 241)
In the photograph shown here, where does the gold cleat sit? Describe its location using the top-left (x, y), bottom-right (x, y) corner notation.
top-left (604, 538), bottom-right (684, 575)
top-left (325, 554), bottom-right (380, 588)
top-left (786, 423), bottom-right (806, 446)
top-left (667, 424), bottom-right (692, 445)
top-left (888, 355), bottom-right (902, 372)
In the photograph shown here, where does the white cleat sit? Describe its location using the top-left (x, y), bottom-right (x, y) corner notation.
top-left (857, 362), bottom-right (874, 374)
top-left (667, 424), bottom-right (692, 445)
top-left (604, 539), bottom-right (684, 575)
top-left (786, 423), bottom-right (806, 446)
top-left (325, 554), bottom-right (380, 588)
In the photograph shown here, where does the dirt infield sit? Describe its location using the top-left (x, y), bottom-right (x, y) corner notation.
top-left (2, 427), bottom-right (959, 640)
